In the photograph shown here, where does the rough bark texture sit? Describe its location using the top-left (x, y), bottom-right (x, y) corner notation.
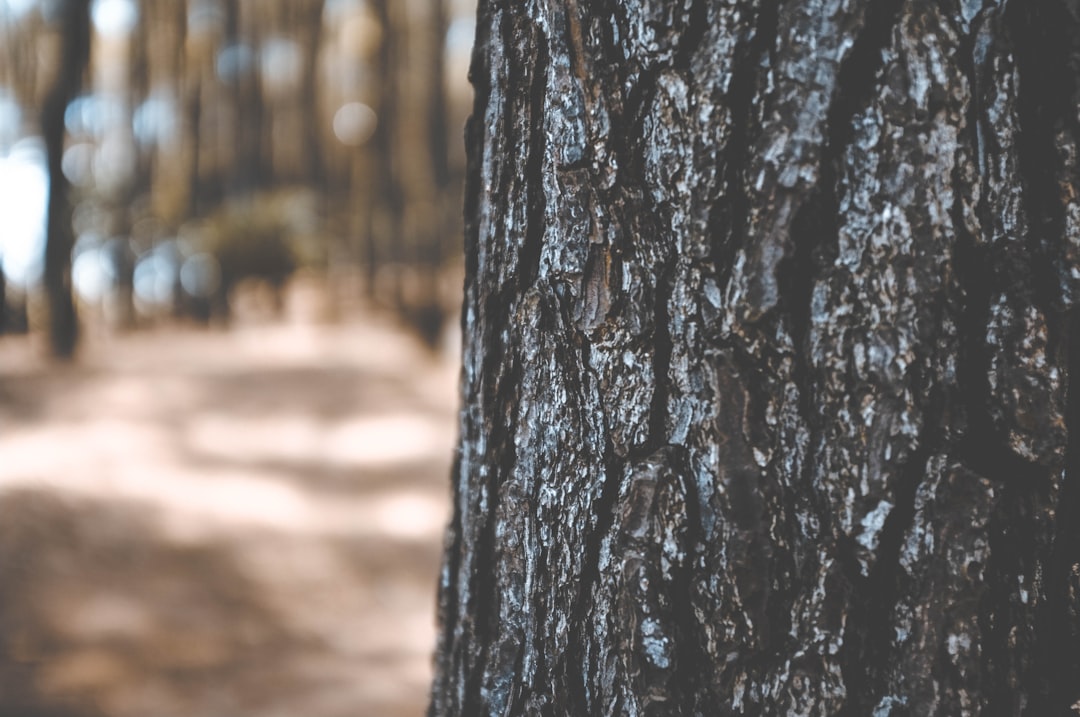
top-left (431, 0), bottom-right (1080, 714)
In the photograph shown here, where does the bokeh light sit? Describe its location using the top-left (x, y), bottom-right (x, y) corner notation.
top-left (132, 91), bottom-right (178, 148)
top-left (91, 0), bottom-right (138, 37)
top-left (0, 0), bottom-right (36, 20)
top-left (332, 101), bottom-right (376, 146)
top-left (0, 137), bottom-right (48, 286)
top-left (260, 37), bottom-right (302, 99)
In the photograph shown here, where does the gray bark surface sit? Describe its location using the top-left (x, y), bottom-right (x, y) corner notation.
top-left (431, 1), bottom-right (1080, 714)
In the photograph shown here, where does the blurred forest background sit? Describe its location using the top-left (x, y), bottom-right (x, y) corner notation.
top-left (1, 0), bottom-right (473, 351)
top-left (0, 0), bottom-right (472, 715)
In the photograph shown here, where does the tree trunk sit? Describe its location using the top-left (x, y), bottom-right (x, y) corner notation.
top-left (363, 0), bottom-right (403, 300)
top-left (300, 0), bottom-right (327, 191)
top-left (41, 0), bottom-right (91, 360)
top-left (430, 0), bottom-right (1080, 714)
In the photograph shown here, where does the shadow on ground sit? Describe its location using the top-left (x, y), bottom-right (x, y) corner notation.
top-left (0, 307), bottom-right (457, 717)
top-left (0, 489), bottom-right (297, 717)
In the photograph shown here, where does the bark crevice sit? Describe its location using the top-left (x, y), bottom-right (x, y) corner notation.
top-left (711, 0), bottom-right (779, 279)
top-left (839, 391), bottom-right (943, 714)
top-left (670, 454), bottom-right (706, 708)
top-left (1008, 0), bottom-right (1080, 320)
top-left (673, 0), bottom-right (709, 71)
top-left (572, 420), bottom-right (623, 715)
top-left (1054, 307), bottom-right (1080, 708)
top-left (647, 266), bottom-right (674, 450)
top-left (826, 0), bottom-right (908, 155)
top-left (521, 31), bottom-right (550, 289)
top-left (1005, 8), bottom-right (1080, 701)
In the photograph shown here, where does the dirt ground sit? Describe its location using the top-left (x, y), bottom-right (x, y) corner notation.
top-left (0, 290), bottom-right (458, 717)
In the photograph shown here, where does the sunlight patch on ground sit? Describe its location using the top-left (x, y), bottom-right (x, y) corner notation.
top-left (325, 414), bottom-right (453, 468)
top-left (184, 413), bottom-right (324, 464)
top-left (0, 458), bottom-right (448, 540)
top-left (0, 420), bottom-right (173, 479)
top-left (365, 490), bottom-right (450, 540)
top-left (183, 412), bottom-right (453, 469)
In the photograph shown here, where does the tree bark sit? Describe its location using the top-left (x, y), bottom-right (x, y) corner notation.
top-left (430, 0), bottom-right (1080, 714)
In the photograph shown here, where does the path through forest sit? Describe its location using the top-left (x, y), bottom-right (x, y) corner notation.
top-left (0, 292), bottom-right (457, 717)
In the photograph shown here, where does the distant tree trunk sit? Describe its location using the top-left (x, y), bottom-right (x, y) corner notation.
top-left (225, 0), bottom-right (265, 196)
top-left (413, 0), bottom-right (454, 343)
top-left (364, 0), bottom-right (404, 301)
top-left (428, 0), bottom-right (450, 200)
top-left (41, 0), bottom-right (91, 359)
top-left (431, 1), bottom-right (1080, 715)
top-left (300, 0), bottom-right (327, 191)
top-left (184, 80), bottom-right (202, 216)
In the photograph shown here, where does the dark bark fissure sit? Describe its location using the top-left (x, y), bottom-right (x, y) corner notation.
top-left (773, 0), bottom-right (907, 345)
top-left (1009, 0), bottom-right (1079, 324)
top-left (779, 193), bottom-right (834, 430)
top-left (983, 484), bottom-right (1053, 714)
top-left (462, 89), bottom-right (530, 697)
top-left (609, 68), bottom-right (661, 203)
top-left (673, 0), bottom-right (709, 71)
top-left (952, 245), bottom-right (1045, 479)
top-left (952, 197), bottom-right (1053, 716)
top-left (778, 0), bottom-right (907, 314)
top-left (669, 454), bottom-right (706, 708)
top-left (646, 268), bottom-right (674, 451)
top-left (521, 37), bottom-right (550, 289)
top-left (1006, 3), bottom-right (1080, 710)
top-left (464, 312), bottom-right (526, 712)
top-left (505, 640), bottom-right (529, 716)
top-left (827, 0), bottom-right (909, 153)
top-left (459, 466), bottom-right (499, 713)
top-left (840, 390), bottom-right (945, 715)
top-left (1056, 306), bottom-right (1080, 705)
top-left (573, 431), bottom-right (622, 714)
top-left (545, 294), bottom-right (602, 711)
top-left (710, 0), bottom-right (779, 281)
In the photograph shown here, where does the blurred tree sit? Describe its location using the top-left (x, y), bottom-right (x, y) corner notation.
top-left (298, 0), bottom-right (326, 191)
top-left (363, 0), bottom-right (402, 301)
top-left (41, 0), bottom-right (92, 358)
top-left (2, 0), bottom-right (468, 340)
top-left (363, 0), bottom-right (456, 345)
top-left (430, 0), bottom-right (1080, 714)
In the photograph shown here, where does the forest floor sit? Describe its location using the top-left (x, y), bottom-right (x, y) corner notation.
top-left (0, 282), bottom-right (458, 717)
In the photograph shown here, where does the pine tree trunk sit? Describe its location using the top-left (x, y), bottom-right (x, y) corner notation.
top-left (431, 0), bottom-right (1080, 714)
